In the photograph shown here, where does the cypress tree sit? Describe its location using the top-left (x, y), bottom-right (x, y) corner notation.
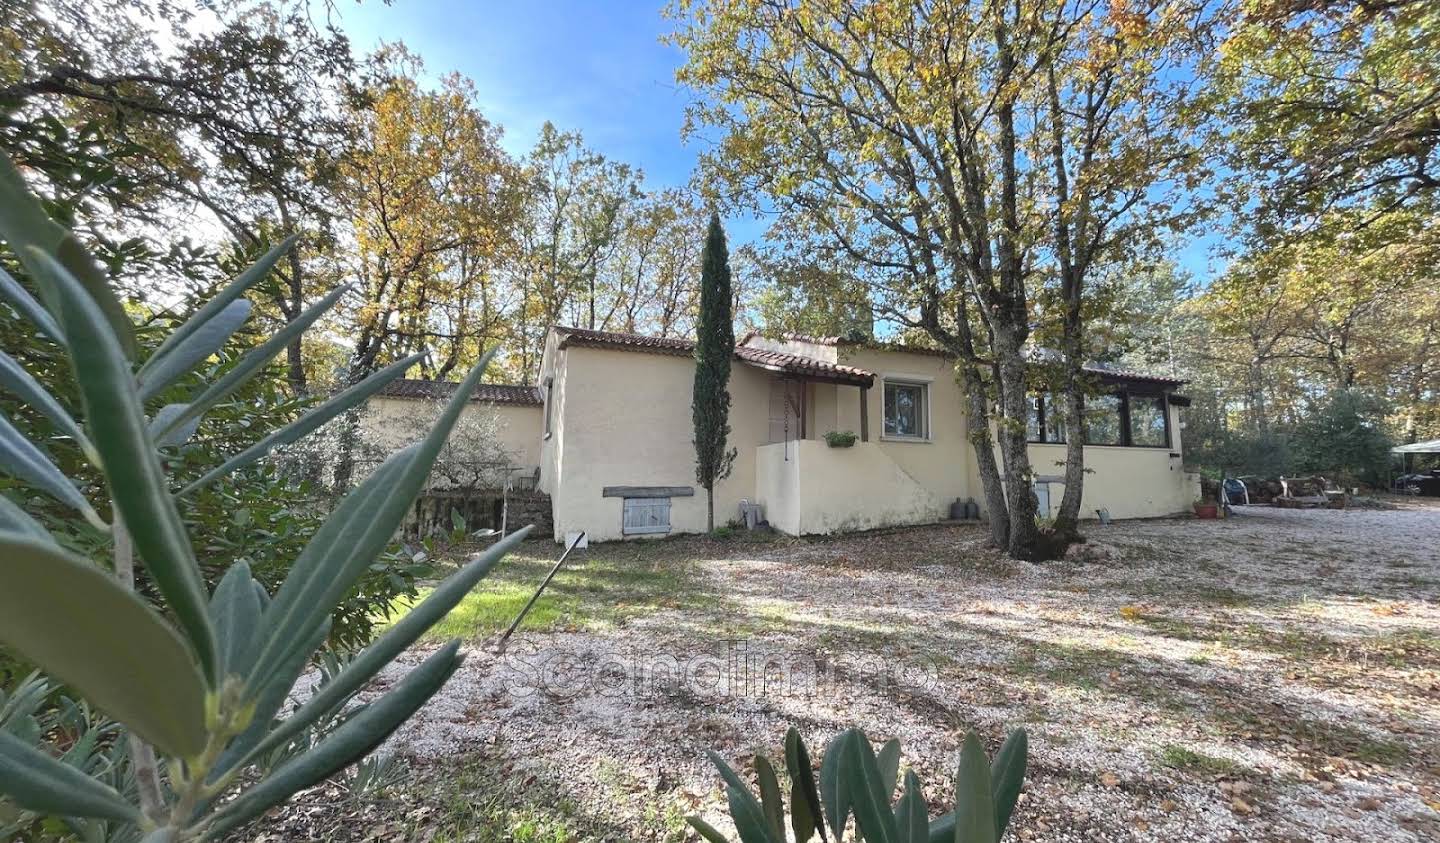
top-left (693, 211), bottom-right (737, 531)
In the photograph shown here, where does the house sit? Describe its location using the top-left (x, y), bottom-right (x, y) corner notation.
top-left (371, 325), bottom-right (1199, 542)
top-left (365, 379), bottom-right (545, 488)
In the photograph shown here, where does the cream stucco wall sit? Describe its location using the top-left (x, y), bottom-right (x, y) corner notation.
top-left (1024, 401), bottom-right (1198, 519)
top-left (362, 396), bottom-right (542, 481)
top-left (542, 346), bottom-right (773, 542)
top-left (836, 347), bottom-right (980, 517)
top-left (755, 440), bottom-right (941, 534)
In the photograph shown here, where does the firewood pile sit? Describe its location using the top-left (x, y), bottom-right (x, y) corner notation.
top-left (1233, 476), bottom-right (1347, 509)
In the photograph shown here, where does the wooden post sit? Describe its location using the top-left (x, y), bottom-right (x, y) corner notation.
top-left (860, 384), bottom-right (870, 442)
top-left (798, 380), bottom-right (808, 439)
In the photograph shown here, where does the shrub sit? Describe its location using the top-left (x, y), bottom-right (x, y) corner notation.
top-left (0, 154), bottom-right (524, 840)
top-left (691, 726), bottom-right (1027, 843)
top-left (823, 430), bottom-right (858, 448)
top-left (0, 251), bottom-right (430, 659)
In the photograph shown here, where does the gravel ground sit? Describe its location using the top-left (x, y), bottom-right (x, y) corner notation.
top-left (259, 499), bottom-right (1440, 841)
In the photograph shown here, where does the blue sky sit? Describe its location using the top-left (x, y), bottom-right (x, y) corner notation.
top-left (334, 0), bottom-right (1221, 282)
top-left (337, 2), bottom-right (700, 185)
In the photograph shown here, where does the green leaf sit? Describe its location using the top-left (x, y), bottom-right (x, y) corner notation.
top-left (136, 298), bottom-right (252, 402)
top-left (0, 349), bottom-right (92, 456)
top-left (952, 733), bottom-right (997, 843)
top-left (245, 350), bottom-right (497, 691)
top-left (220, 615), bottom-right (329, 773)
top-left (0, 410), bottom-right (103, 528)
top-left (0, 155), bottom-right (135, 358)
top-left (755, 754), bottom-right (784, 841)
top-left (152, 284), bottom-right (348, 441)
top-left (32, 247), bottom-right (218, 681)
top-left (0, 265), bottom-right (63, 344)
top-left (0, 494), bottom-right (51, 544)
top-left (0, 533), bottom-right (208, 759)
top-left (138, 235), bottom-right (296, 381)
top-left (208, 561), bottom-right (262, 681)
top-left (989, 729), bottom-right (1027, 838)
top-left (818, 730), bottom-right (852, 840)
top-left (847, 730), bottom-right (900, 843)
top-left (206, 642), bottom-right (463, 839)
top-left (705, 750), bottom-right (777, 843)
top-left (151, 403), bottom-right (201, 449)
top-left (895, 770), bottom-right (928, 843)
top-left (226, 526), bottom-right (531, 773)
top-left (785, 727), bottom-right (824, 843)
top-left (0, 731), bottom-right (139, 822)
top-left (728, 784), bottom-right (781, 843)
top-left (687, 816), bottom-right (731, 843)
top-left (177, 351), bottom-right (427, 497)
top-left (878, 737), bottom-right (902, 802)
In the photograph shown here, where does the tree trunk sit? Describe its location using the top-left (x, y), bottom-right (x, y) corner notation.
top-left (1403, 321), bottom-right (1436, 443)
top-left (1046, 61), bottom-right (1087, 541)
top-left (706, 485), bottom-right (715, 532)
top-left (993, 330), bottom-right (1040, 559)
top-left (1054, 385), bottom-right (1087, 536)
top-left (275, 197), bottom-right (309, 395)
top-left (958, 360), bottom-right (1010, 549)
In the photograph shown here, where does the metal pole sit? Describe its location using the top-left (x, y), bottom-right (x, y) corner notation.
top-left (490, 531), bottom-right (585, 655)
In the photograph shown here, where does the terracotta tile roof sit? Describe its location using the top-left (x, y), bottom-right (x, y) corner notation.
top-left (741, 332), bottom-right (1185, 386)
top-left (377, 378), bottom-right (543, 406)
top-left (554, 326), bottom-right (875, 386)
top-left (1080, 365), bottom-right (1186, 386)
top-left (735, 346), bottom-right (874, 386)
top-left (555, 325), bottom-right (694, 356)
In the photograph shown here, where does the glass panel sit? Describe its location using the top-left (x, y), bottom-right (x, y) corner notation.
top-left (884, 383), bottom-right (924, 437)
top-left (1046, 394), bottom-right (1067, 443)
top-left (1026, 395), bottom-right (1042, 442)
top-left (1084, 393), bottom-right (1123, 446)
top-left (1128, 394), bottom-right (1168, 447)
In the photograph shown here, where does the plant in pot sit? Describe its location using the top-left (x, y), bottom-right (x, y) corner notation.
top-left (824, 430), bottom-right (858, 448)
top-left (1193, 497), bottom-right (1218, 519)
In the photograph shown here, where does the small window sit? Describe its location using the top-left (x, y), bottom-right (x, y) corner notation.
top-left (1084, 393), bottom-right (1123, 446)
top-left (1128, 393), bottom-right (1169, 447)
top-left (622, 497), bottom-right (670, 535)
top-left (883, 380), bottom-right (928, 439)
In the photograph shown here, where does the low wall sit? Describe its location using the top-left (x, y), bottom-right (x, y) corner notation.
top-left (754, 440), bottom-right (943, 535)
top-left (407, 489), bottom-right (553, 539)
top-left (1027, 444), bottom-right (1198, 519)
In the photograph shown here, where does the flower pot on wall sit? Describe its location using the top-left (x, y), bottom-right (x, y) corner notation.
top-left (824, 430), bottom-right (858, 448)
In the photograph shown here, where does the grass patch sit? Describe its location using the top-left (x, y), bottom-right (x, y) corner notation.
top-left (1158, 744), bottom-right (1241, 776)
top-left (386, 540), bottom-right (712, 641)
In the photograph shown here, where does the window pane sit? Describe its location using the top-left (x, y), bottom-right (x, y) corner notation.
top-left (1045, 394), bottom-right (1067, 443)
top-left (1084, 394), bottom-right (1122, 445)
top-left (1128, 394), bottom-right (1168, 447)
top-left (1026, 395), bottom-right (1042, 442)
top-left (884, 383), bottom-right (925, 437)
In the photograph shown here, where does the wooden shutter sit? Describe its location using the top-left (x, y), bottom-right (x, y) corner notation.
top-left (623, 497), bottom-right (671, 535)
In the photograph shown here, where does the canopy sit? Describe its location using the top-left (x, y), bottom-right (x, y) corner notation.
top-left (1392, 439), bottom-right (1440, 454)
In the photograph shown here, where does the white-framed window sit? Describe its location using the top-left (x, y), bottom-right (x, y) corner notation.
top-left (883, 379), bottom-right (929, 440)
top-left (622, 497), bottom-right (671, 535)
